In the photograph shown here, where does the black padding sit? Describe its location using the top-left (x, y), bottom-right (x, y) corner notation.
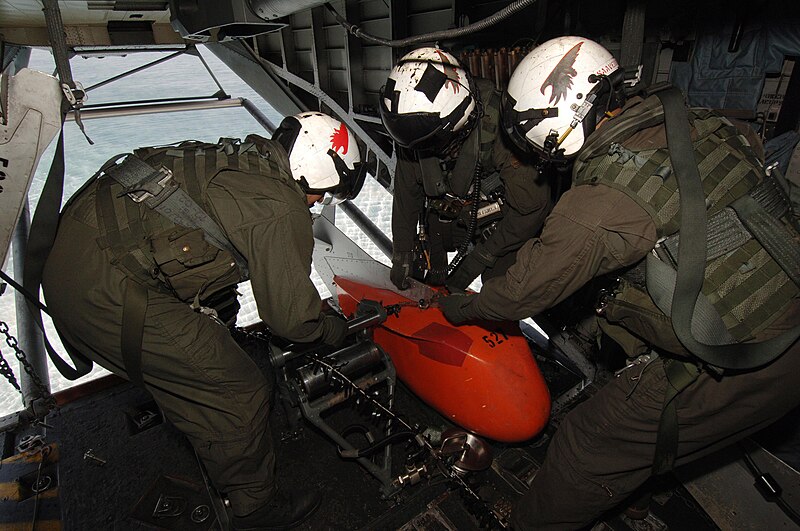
top-left (415, 63), bottom-right (448, 103)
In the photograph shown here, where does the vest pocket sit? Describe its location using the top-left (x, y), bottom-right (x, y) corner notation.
top-left (152, 228), bottom-right (219, 274)
top-left (150, 228), bottom-right (240, 301)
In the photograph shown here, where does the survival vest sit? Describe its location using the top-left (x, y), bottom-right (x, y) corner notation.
top-left (574, 94), bottom-right (799, 344)
top-left (93, 137), bottom-right (293, 304)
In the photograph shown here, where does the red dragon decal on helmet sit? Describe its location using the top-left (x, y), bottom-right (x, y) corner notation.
top-left (434, 50), bottom-right (461, 94)
top-left (541, 41), bottom-right (583, 105)
top-left (330, 123), bottom-right (349, 155)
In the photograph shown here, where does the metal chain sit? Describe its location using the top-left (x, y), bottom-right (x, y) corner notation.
top-left (0, 343), bottom-right (21, 392)
top-left (0, 320), bottom-right (56, 409)
top-left (306, 352), bottom-right (507, 529)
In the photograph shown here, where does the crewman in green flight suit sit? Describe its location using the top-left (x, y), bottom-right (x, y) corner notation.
top-left (379, 47), bottom-right (553, 292)
top-left (439, 36), bottom-right (800, 529)
top-left (42, 111), bottom-right (365, 530)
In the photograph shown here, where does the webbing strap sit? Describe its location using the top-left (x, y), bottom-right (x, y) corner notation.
top-left (652, 359), bottom-right (700, 475)
top-left (106, 155), bottom-right (249, 277)
top-left (646, 254), bottom-right (736, 346)
top-left (619, 0), bottom-right (647, 73)
top-left (121, 278), bottom-right (147, 387)
top-left (450, 127), bottom-right (481, 198)
top-left (730, 194), bottom-right (800, 287)
top-left (418, 156), bottom-right (448, 197)
top-left (654, 87), bottom-right (800, 370)
top-left (22, 126), bottom-right (93, 379)
top-left (657, 175), bottom-right (796, 267)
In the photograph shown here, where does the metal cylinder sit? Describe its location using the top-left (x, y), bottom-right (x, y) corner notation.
top-left (494, 47), bottom-right (509, 90)
top-left (508, 47), bottom-right (522, 77)
top-left (468, 51), bottom-right (481, 79)
top-left (480, 50), bottom-right (492, 81)
top-left (298, 342), bottom-right (383, 399)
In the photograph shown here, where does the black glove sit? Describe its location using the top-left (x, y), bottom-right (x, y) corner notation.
top-left (446, 248), bottom-right (497, 292)
top-left (390, 251), bottom-right (414, 290)
top-left (438, 293), bottom-right (480, 325)
top-left (321, 315), bottom-right (349, 347)
top-left (446, 254), bottom-right (486, 292)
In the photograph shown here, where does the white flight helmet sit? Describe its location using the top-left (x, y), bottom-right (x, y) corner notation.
top-left (272, 111), bottom-right (364, 205)
top-left (379, 47), bottom-right (477, 154)
top-left (503, 36), bottom-right (620, 159)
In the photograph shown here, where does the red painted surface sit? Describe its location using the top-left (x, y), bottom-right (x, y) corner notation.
top-left (335, 276), bottom-right (550, 443)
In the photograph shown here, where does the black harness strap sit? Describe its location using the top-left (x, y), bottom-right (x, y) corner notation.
top-left (121, 279), bottom-right (148, 388)
top-left (23, 127), bottom-right (93, 380)
top-left (652, 359), bottom-right (700, 475)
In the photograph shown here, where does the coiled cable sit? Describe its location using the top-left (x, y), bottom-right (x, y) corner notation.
top-left (324, 0), bottom-right (539, 48)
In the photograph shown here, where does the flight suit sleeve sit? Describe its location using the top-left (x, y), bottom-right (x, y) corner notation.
top-left (478, 146), bottom-right (553, 260)
top-left (207, 170), bottom-right (325, 342)
top-left (470, 185), bottom-right (658, 321)
top-left (391, 148), bottom-right (426, 253)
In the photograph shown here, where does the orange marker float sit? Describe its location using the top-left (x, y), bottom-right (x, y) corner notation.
top-left (335, 275), bottom-right (550, 443)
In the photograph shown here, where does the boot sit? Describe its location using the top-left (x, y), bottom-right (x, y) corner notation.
top-left (232, 488), bottom-right (321, 531)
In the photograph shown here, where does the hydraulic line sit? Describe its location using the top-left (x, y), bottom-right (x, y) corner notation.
top-left (324, 0), bottom-right (539, 48)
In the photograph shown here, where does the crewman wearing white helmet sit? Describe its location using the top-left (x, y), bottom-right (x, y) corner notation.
top-left (42, 112), bottom-right (364, 530)
top-left (438, 36), bottom-right (800, 529)
top-left (380, 47), bottom-right (553, 292)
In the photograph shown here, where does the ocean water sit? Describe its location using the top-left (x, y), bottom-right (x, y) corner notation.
top-left (0, 47), bottom-right (394, 417)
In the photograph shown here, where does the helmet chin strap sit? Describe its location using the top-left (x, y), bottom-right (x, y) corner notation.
top-left (437, 86), bottom-right (483, 159)
top-left (546, 70), bottom-right (624, 158)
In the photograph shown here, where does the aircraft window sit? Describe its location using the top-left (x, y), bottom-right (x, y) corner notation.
top-left (0, 48), bottom-right (281, 415)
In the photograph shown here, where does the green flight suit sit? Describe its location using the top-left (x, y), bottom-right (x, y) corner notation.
top-left (453, 100), bottom-right (800, 529)
top-left (41, 137), bottom-right (329, 517)
top-left (391, 78), bottom-right (553, 286)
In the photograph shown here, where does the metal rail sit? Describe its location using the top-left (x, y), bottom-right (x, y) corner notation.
top-left (66, 97), bottom-right (276, 133)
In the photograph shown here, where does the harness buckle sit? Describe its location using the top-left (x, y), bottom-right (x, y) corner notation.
top-left (595, 278), bottom-right (622, 315)
top-left (765, 160), bottom-right (779, 177)
top-left (61, 81), bottom-right (87, 108)
top-left (624, 65), bottom-right (643, 88)
top-left (127, 167), bottom-right (175, 203)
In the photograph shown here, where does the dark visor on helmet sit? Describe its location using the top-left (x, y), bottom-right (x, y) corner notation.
top-left (379, 91), bottom-right (475, 153)
top-left (272, 115), bottom-right (302, 155)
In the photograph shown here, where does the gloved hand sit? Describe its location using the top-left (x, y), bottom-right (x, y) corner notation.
top-left (438, 293), bottom-right (479, 325)
top-left (446, 254), bottom-right (486, 292)
top-left (390, 251), bottom-right (414, 290)
top-left (446, 247), bottom-right (497, 293)
top-left (321, 315), bottom-right (349, 347)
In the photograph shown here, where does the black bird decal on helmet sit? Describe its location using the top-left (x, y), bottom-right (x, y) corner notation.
top-left (540, 41), bottom-right (583, 105)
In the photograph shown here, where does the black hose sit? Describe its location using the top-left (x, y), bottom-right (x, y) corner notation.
top-left (447, 161), bottom-right (483, 274)
top-left (325, 0), bottom-right (539, 48)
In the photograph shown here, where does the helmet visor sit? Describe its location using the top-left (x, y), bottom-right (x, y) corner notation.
top-left (380, 83), bottom-right (476, 155)
top-left (271, 115), bottom-right (302, 154)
